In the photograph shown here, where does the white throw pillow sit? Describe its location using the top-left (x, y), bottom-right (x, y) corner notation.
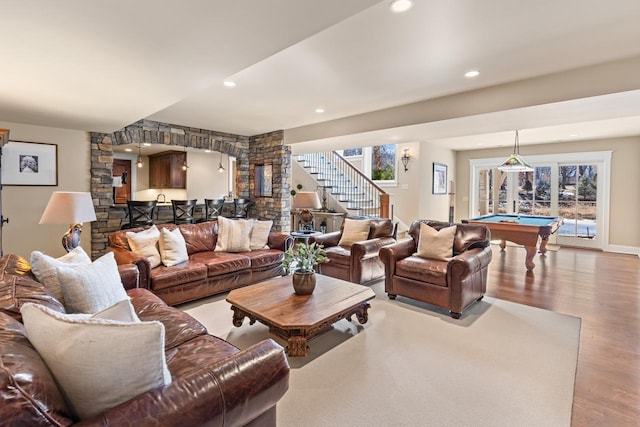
top-left (158, 227), bottom-right (189, 267)
top-left (338, 218), bottom-right (371, 247)
top-left (21, 303), bottom-right (170, 420)
top-left (66, 298), bottom-right (140, 322)
top-left (30, 246), bottom-right (92, 305)
top-left (415, 223), bottom-right (457, 261)
top-left (56, 252), bottom-right (128, 314)
top-left (243, 219), bottom-right (273, 250)
top-left (126, 225), bottom-right (161, 268)
top-left (216, 216), bottom-right (252, 252)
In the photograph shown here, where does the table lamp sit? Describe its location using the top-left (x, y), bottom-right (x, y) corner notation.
top-left (39, 192), bottom-right (97, 252)
top-left (292, 191), bottom-right (322, 231)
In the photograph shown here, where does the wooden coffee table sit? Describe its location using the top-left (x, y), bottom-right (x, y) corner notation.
top-left (226, 274), bottom-right (375, 357)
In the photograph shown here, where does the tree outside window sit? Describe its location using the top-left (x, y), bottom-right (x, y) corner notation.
top-left (371, 144), bottom-right (396, 181)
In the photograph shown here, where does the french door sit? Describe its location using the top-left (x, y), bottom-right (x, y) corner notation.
top-left (470, 151), bottom-right (611, 250)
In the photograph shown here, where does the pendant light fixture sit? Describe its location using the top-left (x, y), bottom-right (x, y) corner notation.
top-left (136, 143), bottom-right (143, 168)
top-left (182, 144), bottom-right (189, 171)
top-left (218, 151), bottom-right (225, 173)
top-left (497, 130), bottom-right (534, 172)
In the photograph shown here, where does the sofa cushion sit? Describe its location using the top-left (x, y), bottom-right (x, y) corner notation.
top-left (150, 261), bottom-right (208, 291)
top-left (128, 288), bottom-right (208, 350)
top-left (126, 225), bottom-right (161, 268)
top-left (368, 218), bottom-right (395, 239)
top-left (0, 311), bottom-right (74, 426)
top-left (245, 249), bottom-right (284, 270)
top-left (159, 227), bottom-right (189, 267)
top-left (395, 255), bottom-right (448, 287)
top-left (179, 221), bottom-right (218, 255)
top-left (324, 246), bottom-right (352, 266)
top-left (216, 216), bottom-right (252, 252)
top-left (416, 223), bottom-right (456, 261)
top-left (1, 254), bottom-right (66, 322)
top-left (56, 252), bottom-right (128, 314)
top-left (21, 303), bottom-right (171, 420)
top-left (30, 246), bottom-right (92, 305)
top-left (190, 252), bottom-right (252, 277)
top-left (338, 218), bottom-right (371, 247)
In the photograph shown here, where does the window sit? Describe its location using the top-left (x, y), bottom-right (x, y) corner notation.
top-left (343, 148), bottom-right (362, 157)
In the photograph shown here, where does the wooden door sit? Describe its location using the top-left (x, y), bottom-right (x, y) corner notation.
top-left (113, 159), bottom-right (132, 204)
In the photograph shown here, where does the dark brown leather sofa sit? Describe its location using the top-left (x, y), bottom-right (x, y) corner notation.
top-left (0, 253), bottom-right (290, 426)
top-left (108, 221), bottom-right (288, 306)
top-left (312, 217), bottom-right (397, 285)
top-left (379, 220), bottom-right (492, 318)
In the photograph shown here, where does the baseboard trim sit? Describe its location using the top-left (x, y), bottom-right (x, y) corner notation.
top-left (605, 244), bottom-right (640, 257)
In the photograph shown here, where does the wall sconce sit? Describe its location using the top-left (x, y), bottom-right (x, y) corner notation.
top-left (401, 148), bottom-right (411, 172)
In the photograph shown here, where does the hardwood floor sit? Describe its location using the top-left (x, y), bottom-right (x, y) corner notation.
top-left (485, 244), bottom-right (640, 426)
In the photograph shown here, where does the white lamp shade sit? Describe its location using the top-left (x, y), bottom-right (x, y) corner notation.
top-left (292, 192), bottom-right (322, 210)
top-left (39, 192), bottom-right (97, 225)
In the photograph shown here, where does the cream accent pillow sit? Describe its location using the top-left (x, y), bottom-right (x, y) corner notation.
top-left (158, 227), bottom-right (189, 267)
top-left (216, 216), bottom-right (252, 252)
top-left (20, 303), bottom-right (171, 420)
top-left (126, 225), bottom-right (161, 268)
top-left (30, 246), bottom-right (92, 305)
top-left (66, 298), bottom-right (140, 322)
top-left (243, 219), bottom-right (273, 250)
top-left (56, 252), bottom-right (128, 314)
top-left (338, 219), bottom-right (371, 247)
top-left (416, 223), bottom-right (457, 261)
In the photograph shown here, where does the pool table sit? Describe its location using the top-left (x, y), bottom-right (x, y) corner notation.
top-left (463, 214), bottom-right (562, 271)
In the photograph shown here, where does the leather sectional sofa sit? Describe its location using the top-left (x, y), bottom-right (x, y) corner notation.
top-left (108, 221), bottom-right (288, 306)
top-left (0, 253), bottom-right (290, 426)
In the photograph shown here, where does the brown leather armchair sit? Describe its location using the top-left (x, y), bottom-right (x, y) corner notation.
top-left (312, 217), bottom-right (397, 285)
top-left (379, 220), bottom-right (492, 319)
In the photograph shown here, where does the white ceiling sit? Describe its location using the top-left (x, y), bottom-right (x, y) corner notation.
top-left (3, 0), bottom-right (640, 151)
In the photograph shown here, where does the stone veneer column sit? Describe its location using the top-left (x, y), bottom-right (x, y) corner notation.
top-left (248, 130), bottom-right (291, 232)
top-left (90, 120), bottom-right (289, 258)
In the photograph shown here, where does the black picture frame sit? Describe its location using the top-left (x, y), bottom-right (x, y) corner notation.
top-left (432, 162), bottom-right (447, 195)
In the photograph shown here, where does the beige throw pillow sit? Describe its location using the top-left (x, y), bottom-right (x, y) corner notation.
top-left (416, 223), bottom-right (457, 261)
top-left (21, 302), bottom-right (171, 420)
top-left (338, 219), bottom-right (371, 247)
top-left (30, 246), bottom-right (92, 305)
top-left (216, 216), bottom-right (252, 252)
top-left (158, 227), bottom-right (189, 267)
top-left (65, 298), bottom-right (140, 322)
top-left (243, 219), bottom-right (273, 250)
top-left (126, 225), bottom-right (161, 268)
top-left (56, 252), bottom-right (128, 314)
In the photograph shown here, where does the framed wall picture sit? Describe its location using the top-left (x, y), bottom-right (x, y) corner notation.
top-left (432, 162), bottom-right (447, 195)
top-left (1, 141), bottom-right (58, 186)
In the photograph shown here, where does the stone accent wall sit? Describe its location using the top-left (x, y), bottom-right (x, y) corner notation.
top-left (90, 120), bottom-right (291, 258)
top-left (248, 130), bottom-right (291, 231)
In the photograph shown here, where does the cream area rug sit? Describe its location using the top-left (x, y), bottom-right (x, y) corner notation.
top-left (181, 281), bottom-right (580, 427)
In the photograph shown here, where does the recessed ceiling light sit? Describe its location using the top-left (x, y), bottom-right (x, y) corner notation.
top-left (204, 149), bottom-right (212, 153)
top-left (464, 70), bottom-right (480, 78)
top-left (569, 134), bottom-right (578, 137)
top-left (389, 0), bottom-right (413, 13)
top-left (315, 107), bottom-right (325, 113)
top-left (223, 80), bottom-right (236, 88)
top-left (143, 143), bottom-right (151, 147)
top-left (124, 148), bottom-right (132, 152)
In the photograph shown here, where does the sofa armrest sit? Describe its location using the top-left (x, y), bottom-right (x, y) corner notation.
top-left (447, 246), bottom-right (493, 282)
top-left (117, 264), bottom-right (139, 290)
top-left (379, 238), bottom-right (416, 289)
top-left (267, 232), bottom-right (289, 251)
top-left (351, 237), bottom-right (397, 260)
top-left (311, 231), bottom-right (341, 248)
top-left (76, 339), bottom-right (290, 427)
top-left (109, 247), bottom-right (151, 290)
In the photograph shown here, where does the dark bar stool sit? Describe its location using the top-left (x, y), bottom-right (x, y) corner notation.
top-left (199, 198), bottom-right (225, 222)
top-left (121, 200), bottom-right (157, 229)
top-left (234, 198), bottom-right (252, 218)
top-left (171, 199), bottom-right (198, 224)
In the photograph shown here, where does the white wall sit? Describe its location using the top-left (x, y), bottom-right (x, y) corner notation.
top-left (1, 121), bottom-right (91, 259)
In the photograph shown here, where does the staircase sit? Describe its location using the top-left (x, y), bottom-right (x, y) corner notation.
top-left (295, 151), bottom-right (389, 218)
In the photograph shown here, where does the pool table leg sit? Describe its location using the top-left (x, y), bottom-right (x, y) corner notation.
top-left (538, 235), bottom-right (549, 254)
top-left (499, 239), bottom-right (507, 251)
top-left (524, 246), bottom-right (536, 270)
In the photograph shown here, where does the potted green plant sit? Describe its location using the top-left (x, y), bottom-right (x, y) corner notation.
top-left (283, 241), bottom-right (328, 295)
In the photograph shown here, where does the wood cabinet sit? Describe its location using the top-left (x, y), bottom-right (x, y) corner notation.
top-left (149, 151), bottom-right (186, 189)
